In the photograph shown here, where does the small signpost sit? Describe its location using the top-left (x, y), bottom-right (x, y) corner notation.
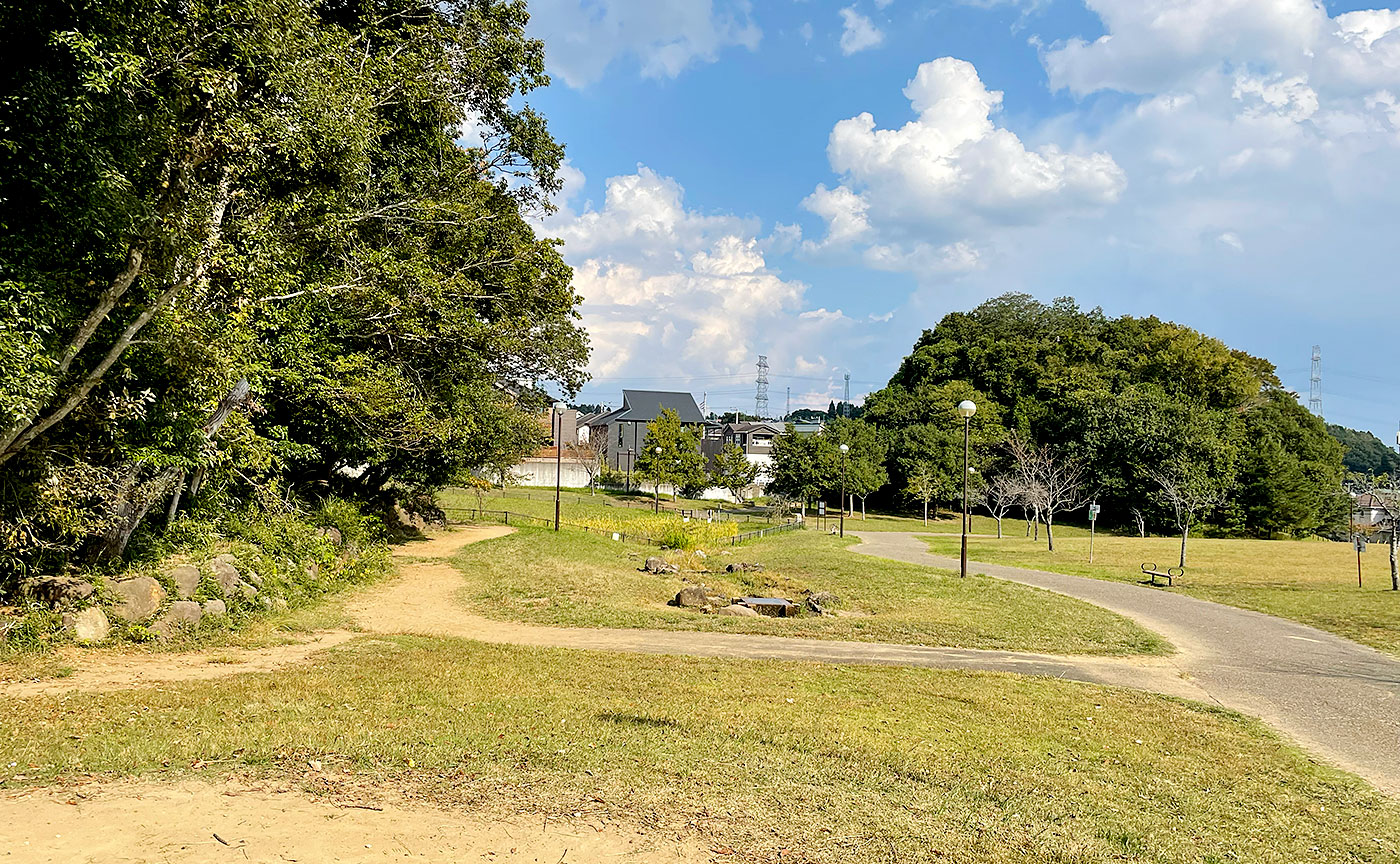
top-left (1089, 502), bottom-right (1101, 563)
top-left (1355, 536), bottom-right (1367, 588)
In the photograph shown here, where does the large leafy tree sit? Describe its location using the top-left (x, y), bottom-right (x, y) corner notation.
top-left (824, 418), bottom-right (888, 518)
top-left (711, 443), bottom-right (759, 506)
top-left (0, 0), bottom-right (585, 578)
top-left (767, 426), bottom-right (837, 516)
top-left (634, 410), bottom-right (707, 502)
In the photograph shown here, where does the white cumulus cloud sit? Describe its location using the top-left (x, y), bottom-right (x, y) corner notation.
top-left (839, 7), bottom-right (884, 55)
top-left (528, 0), bottom-right (761, 87)
top-left (537, 166), bottom-right (885, 394)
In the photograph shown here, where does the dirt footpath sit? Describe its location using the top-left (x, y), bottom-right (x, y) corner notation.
top-left (0, 776), bottom-right (707, 863)
top-left (3, 526), bottom-right (513, 699)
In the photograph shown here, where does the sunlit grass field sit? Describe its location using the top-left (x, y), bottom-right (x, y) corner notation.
top-left (924, 533), bottom-right (1400, 655)
top-left (5, 636), bottom-right (1396, 863)
top-left (450, 525), bottom-right (1166, 655)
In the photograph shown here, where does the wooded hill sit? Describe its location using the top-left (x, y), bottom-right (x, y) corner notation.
top-left (860, 294), bottom-right (1347, 537)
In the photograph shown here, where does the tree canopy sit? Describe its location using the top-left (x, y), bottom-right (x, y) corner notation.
top-left (865, 294), bottom-right (1346, 538)
top-left (0, 0), bottom-right (586, 583)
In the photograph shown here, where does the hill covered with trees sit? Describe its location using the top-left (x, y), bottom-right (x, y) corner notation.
top-left (1328, 425), bottom-right (1400, 477)
top-left (862, 294), bottom-right (1346, 538)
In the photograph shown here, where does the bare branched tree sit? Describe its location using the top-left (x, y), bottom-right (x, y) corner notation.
top-left (1007, 434), bottom-right (1091, 552)
top-left (1147, 460), bottom-right (1229, 569)
top-left (1129, 507), bottom-right (1147, 539)
top-left (981, 474), bottom-right (1024, 539)
top-left (565, 441), bottom-right (603, 495)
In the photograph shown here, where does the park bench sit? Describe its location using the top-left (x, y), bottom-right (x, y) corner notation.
top-left (1140, 562), bottom-right (1183, 587)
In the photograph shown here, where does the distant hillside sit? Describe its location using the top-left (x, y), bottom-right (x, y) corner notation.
top-left (1327, 424), bottom-right (1400, 476)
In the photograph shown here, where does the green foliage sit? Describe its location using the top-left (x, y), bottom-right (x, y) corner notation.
top-left (0, 0), bottom-right (587, 582)
top-left (1328, 424), bottom-right (1400, 477)
top-left (634, 410), bottom-right (707, 496)
top-left (767, 425), bottom-right (837, 508)
top-left (711, 443), bottom-right (760, 502)
top-left (869, 294), bottom-right (1345, 537)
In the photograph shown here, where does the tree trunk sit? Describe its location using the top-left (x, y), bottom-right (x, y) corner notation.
top-left (1045, 515), bottom-right (1055, 552)
top-left (861, 497), bottom-right (866, 520)
top-left (922, 500), bottom-right (928, 525)
top-left (995, 516), bottom-right (1002, 539)
top-left (1390, 528), bottom-right (1398, 591)
top-left (1180, 524), bottom-right (1190, 569)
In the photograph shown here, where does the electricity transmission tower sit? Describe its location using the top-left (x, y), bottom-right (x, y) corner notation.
top-left (1309, 345), bottom-right (1323, 417)
top-left (785, 387), bottom-right (791, 421)
top-left (843, 373), bottom-right (851, 418)
top-left (755, 356), bottom-right (770, 419)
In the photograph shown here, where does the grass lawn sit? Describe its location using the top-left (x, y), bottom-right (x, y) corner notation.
top-left (850, 510), bottom-right (1092, 536)
top-left (4, 636), bottom-right (1396, 862)
top-left (923, 534), bottom-right (1400, 656)
top-left (451, 525), bottom-right (1167, 656)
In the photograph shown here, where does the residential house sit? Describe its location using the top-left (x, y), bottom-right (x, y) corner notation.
top-left (701, 421), bottom-right (785, 487)
top-left (587, 390), bottom-right (707, 473)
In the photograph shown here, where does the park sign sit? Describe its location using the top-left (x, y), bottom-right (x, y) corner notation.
top-left (1089, 504), bottom-right (1101, 521)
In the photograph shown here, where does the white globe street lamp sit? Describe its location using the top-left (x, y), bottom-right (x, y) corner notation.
top-left (553, 402), bottom-right (567, 531)
top-left (957, 401), bottom-right (976, 578)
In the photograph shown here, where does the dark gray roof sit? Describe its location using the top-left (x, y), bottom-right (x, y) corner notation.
top-left (604, 390), bottom-right (705, 424)
top-left (727, 421), bottom-right (784, 435)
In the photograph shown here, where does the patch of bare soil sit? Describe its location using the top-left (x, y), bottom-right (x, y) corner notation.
top-left (0, 776), bottom-right (709, 863)
top-left (3, 527), bottom-right (515, 698)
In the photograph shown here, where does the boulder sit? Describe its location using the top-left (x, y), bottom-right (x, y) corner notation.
top-left (209, 556), bottom-right (241, 593)
top-left (674, 585), bottom-right (729, 609)
top-left (110, 576), bottom-right (165, 622)
top-left (168, 565), bottom-right (201, 600)
top-left (716, 604), bottom-right (760, 618)
top-left (20, 575), bottom-right (94, 608)
top-left (642, 557), bottom-right (679, 575)
top-left (66, 607), bottom-right (110, 643)
top-left (236, 581), bottom-right (258, 600)
top-left (724, 562), bottom-right (765, 574)
top-left (202, 598), bottom-right (228, 617)
top-left (152, 600), bottom-right (203, 638)
top-left (318, 527), bottom-right (344, 546)
top-left (805, 591), bottom-right (840, 615)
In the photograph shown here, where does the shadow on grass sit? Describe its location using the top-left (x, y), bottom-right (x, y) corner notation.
top-left (598, 711), bottom-right (682, 729)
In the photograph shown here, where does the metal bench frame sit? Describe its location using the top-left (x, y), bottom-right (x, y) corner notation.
top-left (1140, 562), bottom-right (1184, 586)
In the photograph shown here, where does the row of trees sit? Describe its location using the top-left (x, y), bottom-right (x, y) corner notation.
top-left (0, 0), bottom-right (586, 586)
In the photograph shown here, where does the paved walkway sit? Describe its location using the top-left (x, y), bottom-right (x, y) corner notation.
top-left (852, 531), bottom-right (1400, 795)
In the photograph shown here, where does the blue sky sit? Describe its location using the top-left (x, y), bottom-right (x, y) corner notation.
top-left (508, 0), bottom-right (1400, 441)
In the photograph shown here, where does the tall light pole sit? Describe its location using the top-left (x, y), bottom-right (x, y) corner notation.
top-left (553, 402), bottom-right (566, 530)
top-left (653, 446), bottom-right (662, 513)
top-left (957, 400), bottom-right (977, 578)
top-left (625, 448), bottom-right (634, 493)
top-left (838, 443), bottom-right (849, 539)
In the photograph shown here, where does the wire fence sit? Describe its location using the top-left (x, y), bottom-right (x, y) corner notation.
top-left (471, 488), bottom-right (777, 523)
top-left (442, 507), bottom-right (800, 548)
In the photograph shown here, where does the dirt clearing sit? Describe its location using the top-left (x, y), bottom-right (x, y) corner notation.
top-left (0, 776), bottom-right (707, 863)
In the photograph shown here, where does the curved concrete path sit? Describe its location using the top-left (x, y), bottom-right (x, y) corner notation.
top-left (852, 531), bottom-right (1400, 795)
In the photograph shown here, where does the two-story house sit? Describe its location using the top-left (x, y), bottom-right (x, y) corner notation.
top-left (588, 390), bottom-right (707, 473)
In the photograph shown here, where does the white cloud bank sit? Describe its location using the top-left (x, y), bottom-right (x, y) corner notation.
top-left (537, 166), bottom-right (878, 402)
top-left (528, 0), bottom-right (761, 87)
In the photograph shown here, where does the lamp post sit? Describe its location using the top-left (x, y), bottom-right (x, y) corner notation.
top-left (553, 402), bottom-right (566, 531)
top-left (653, 446), bottom-right (662, 513)
top-left (957, 400), bottom-right (977, 578)
top-left (838, 443), bottom-right (849, 539)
